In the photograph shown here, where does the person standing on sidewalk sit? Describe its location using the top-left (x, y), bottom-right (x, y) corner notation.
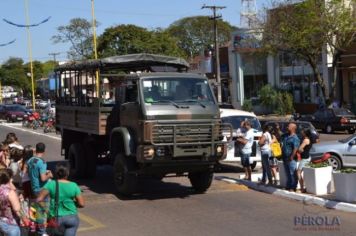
top-left (297, 129), bottom-right (313, 193)
top-left (27, 143), bottom-right (53, 236)
top-left (281, 123), bottom-right (300, 191)
top-left (237, 121), bottom-right (254, 180)
top-left (258, 125), bottom-right (273, 185)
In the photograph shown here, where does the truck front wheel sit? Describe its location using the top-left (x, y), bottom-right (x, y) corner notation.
top-left (68, 143), bottom-right (86, 178)
top-left (113, 154), bottom-right (138, 196)
top-left (188, 171), bottom-right (213, 193)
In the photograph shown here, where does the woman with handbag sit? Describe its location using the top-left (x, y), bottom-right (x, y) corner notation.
top-left (37, 165), bottom-right (84, 236)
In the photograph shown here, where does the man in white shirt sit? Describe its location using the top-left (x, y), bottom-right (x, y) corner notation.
top-left (236, 121), bottom-right (254, 180)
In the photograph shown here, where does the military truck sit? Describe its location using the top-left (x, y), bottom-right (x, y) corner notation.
top-left (54, 53), bottom-right (232, 195)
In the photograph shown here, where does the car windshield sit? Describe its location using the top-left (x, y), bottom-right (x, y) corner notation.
top-left (333, 108), bottom-right (354, 116)
top-left (222, 116), bottom-right (262, 132)
top-left (7, 106), bottom-right (26, 112)
top-left (142, 77), bottom-right (215, 105)
top-left (339, 134), bottom-right (356, 143)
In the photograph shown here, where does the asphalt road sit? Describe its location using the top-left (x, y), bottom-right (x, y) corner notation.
top-left (0, 123), bottom-right (355, 236)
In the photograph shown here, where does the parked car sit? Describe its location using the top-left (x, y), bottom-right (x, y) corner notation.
top-left (310, 134), bottom-right (356, 170)
top-left (264, 120), bottom-right (320, 143)
top-left (220, 109), bottom-right (262, 169)
top-left (299, 108), bottom-right (356, 134)
top-left (0, 104), bottom-right (29, 122)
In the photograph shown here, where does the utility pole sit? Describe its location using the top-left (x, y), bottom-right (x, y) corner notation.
top-left (202, 5), bottom-right (226, 103)
top-left (49, 52), bottom-right (60, 63)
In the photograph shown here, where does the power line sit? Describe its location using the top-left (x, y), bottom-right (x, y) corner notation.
top-left (201, 5), bottom-right (226, 103)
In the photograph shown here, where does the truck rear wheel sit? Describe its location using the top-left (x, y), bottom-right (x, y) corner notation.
top-left (84, 142), bottom-right (97, 178)
top-left (189, 171), bottom-right (213, 193)
top-left (68, 143), bottom-right (86, 178)
top-left (113, 154), bottom-right (138, 195)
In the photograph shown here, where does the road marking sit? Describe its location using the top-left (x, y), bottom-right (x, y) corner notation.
top-left (0, 123), bottom-right (61, 141)
top-left (210, 180), bottom-right (249, 193)
top-left (78, 212), bottom-right (105, 233)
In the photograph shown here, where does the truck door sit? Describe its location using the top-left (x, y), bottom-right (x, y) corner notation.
top-left (119, 81), bottom-right (141, 139)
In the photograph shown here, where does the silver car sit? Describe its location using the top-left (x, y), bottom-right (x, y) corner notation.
top-left (310, 134), bottom-right (356, 170)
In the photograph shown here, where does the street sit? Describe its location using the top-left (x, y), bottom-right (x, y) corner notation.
top-left (0, 123), bottom-right (355, 236)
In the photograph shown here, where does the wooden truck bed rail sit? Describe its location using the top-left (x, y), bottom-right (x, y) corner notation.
top-left (56, 105), bottom-right (113, 135)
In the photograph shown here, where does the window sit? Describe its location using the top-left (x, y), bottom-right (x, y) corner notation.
top-left (142, 78), bottom-right (215, 105)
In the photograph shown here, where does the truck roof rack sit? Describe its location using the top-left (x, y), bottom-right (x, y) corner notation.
top-left (55, 53), bottom-right (190, 72)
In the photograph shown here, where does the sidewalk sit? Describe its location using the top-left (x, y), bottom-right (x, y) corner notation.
top-left (216, 174), bottom-right (356, 213)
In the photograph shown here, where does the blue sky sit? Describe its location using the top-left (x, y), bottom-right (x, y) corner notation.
top-left (0, 0), bottom-right (265, 63)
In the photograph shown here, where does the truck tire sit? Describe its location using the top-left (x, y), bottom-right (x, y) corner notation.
top-left (84, 142), bottom-right (97, 178)
top-left (189, 171), bottom-right (213, 193)
top-left (113, 154), bottom-right (138, 195)
top-left (68, 143), bottom-right (86, 178)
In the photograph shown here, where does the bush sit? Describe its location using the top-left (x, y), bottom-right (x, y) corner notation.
top-left (242, 99), bottom-right (253, 112)
top-left (258, 85), bottom-right (294, 115)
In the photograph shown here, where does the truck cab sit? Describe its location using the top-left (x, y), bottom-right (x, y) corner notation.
top-left (55, 54), bottom-right (232, 195)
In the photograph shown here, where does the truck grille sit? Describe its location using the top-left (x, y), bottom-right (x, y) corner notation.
top-left (151, 123), bottom-right (223, 145)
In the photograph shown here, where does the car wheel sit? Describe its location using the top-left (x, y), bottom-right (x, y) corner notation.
top-left (328, 155), bottom-right (342, 171)
top-left (325, 124), bottom-right (333, 134)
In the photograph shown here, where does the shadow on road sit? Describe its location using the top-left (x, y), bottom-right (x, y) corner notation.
top-left (47, 160), bottom-right (202, 201)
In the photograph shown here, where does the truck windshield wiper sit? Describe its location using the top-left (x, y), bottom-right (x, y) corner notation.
top-left (153, 100), bottom-right (180, 108)
top-left (182, 99), bottom-right (206, 108)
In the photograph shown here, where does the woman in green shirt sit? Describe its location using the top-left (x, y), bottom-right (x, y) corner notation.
top-left (37, 165), bottom-right (84, 236)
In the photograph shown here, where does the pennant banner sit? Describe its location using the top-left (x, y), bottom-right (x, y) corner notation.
top-left (3, 16), bottom-right (51, 28)
top-left (0, 39), bottom-right (16, 47)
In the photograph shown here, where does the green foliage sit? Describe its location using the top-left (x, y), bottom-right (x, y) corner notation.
top-left (340, 168), bottom-right (356, 174)
top-left (97, 24), bottom-right (185, 58)
top-left (0, 58), bottom-right (31, 94)
top-left (307, 161), bottom-right (329, 168)
top-left (258, 85), bottom-right (294, 115)
top-left (166, 16), bottom-right (235, 58)
top-left (52, 18), bottom-right (96, 60)
top-left (242, 99), bottom-right (253, 112)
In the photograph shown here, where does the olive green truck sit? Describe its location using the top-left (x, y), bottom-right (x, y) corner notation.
top-left (55, 54), bottom-right (232, 195)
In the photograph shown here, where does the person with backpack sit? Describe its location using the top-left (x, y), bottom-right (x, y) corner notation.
top-left (297, 129), bottom-right (313, 193)
top-left (258, 125), bottom-right (273, 185)
top-left (270, 126), bottom-right (282, 185)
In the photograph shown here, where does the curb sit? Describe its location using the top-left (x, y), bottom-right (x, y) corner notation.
top-left (216, 176), bottom-right (356, 213)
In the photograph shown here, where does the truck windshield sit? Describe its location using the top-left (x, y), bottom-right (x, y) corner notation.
top-left (142, 78), bottom-right (215, 105)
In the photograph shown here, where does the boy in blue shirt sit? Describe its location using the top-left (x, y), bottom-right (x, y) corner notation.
top-left (27, 142), bottom-right (53, 236)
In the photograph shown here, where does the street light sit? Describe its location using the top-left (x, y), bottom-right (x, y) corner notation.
top-left (3, 2), bottom-right (50, 110)
top-left (91, 0), bottom-right (100, 95)
top-left (24, 0), bottom-right (35, 110)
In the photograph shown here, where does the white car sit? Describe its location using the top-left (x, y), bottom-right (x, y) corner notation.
top-left (220, 109), bottom-right (262, 169)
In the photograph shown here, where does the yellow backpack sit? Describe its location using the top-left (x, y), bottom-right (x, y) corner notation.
top-left (270, 142), bottom-right (282, 159)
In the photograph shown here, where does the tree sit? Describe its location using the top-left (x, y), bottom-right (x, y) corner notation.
top-left (97, 24), bottom-right (185, 58)
top-left (52, 18), bottom-right (96, 60)
top-left (262, 0), bottom-right (327, 97)
top-left (262, 0), bottom-right (356, 98)
top-left (322, 0), bottom-right (356, 96)
top-left (0, 58), bottom-right (31, 94)
top-left (41, 60), bottom-right (58, 77)
top-left (166, 16), bottom-right (235, 58)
